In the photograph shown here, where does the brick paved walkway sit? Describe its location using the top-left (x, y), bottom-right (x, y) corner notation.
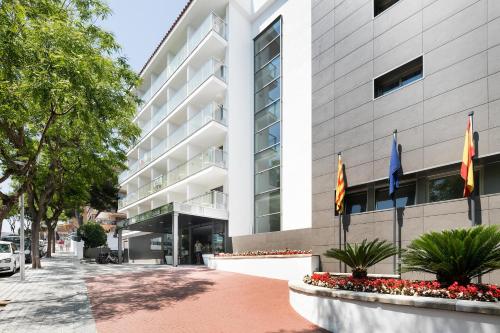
top-left (0, 252), bottom-right (96, 333)
top-left (0, 252), bottom-right (327, 333)
top-left (86, 266), bottom-right (328, 333)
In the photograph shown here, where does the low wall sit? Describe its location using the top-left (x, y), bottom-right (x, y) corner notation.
top-left (289, 281), bottom-right (500, 333)
top-left (206, 254), bottom-right (319, 281)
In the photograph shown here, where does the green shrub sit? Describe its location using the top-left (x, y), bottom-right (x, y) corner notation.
top-left (77, 221), bottom-right (107, 249)
top-left (402, 225), bottom-right (500, 286)
top-left (325, 239), bottom-right (398, 279)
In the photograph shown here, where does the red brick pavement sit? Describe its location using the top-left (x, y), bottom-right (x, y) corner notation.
top-left (85, 266), bottom-right (328, 333)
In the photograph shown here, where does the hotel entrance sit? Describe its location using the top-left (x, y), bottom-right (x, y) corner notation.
top-left (179, 216), bottom-right (227, 265)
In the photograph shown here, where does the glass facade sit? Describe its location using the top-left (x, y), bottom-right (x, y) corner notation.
top-left (254, 18), bottom-right (281, 233)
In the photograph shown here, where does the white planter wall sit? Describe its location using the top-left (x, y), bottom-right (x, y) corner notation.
top-left (207, 255), bottom-right (319, 280)
top-left (289, 285), bottom-right (500, 333)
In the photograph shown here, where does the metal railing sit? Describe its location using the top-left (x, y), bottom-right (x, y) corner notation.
top-left (141, 12), bottom-right (227, 106)
top-left (184, 190), bottom-right (227, 209)
top-left (118, 103), bottom-right (226, 184)
top-left (124, 57), bottom-right (226, 154)
top-left (118, 148), bottom-right (227, 209)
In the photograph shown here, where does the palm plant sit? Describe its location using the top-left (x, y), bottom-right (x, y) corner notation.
top-left (325, 239), bottom-right (398, 279)
top-left (402, 225), bottom-right (500, 286)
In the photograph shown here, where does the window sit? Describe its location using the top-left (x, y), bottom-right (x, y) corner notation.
top-left (254, 18), bottom-right (282, 233)
top-left (374, 0), bottom-right (400, 16)
top-left (428, 173), bottom-right (479, 202)
top-left (375, 183), bottom-right (416, 210)
top-left (374, 56), bottom-right (423, 98)
top-left (346, 192), bottom-right (367, 214)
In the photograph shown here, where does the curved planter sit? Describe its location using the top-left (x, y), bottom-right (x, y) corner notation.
top-left (289, 281), bottom-right (500, 333)
top-left (206, 254), bottom-right (319, 281)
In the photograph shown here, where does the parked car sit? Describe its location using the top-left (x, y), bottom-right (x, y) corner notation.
top-left (0, 235), bottom-right (31, 264)
top-left (0, 241), bottom-right (20, 274)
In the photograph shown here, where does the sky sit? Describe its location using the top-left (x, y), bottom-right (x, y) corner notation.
top-left (1, 0), bottom-right (187, 235)
top-left (100, 0), bottom-right (187, 72)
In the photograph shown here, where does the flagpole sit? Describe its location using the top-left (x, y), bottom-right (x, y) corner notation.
top-left (338, 152), bottom-right (342, 273)
top-left (392, 129), bottom-right (398, 275)
top-left (469, 111), bottom-right (475, 226)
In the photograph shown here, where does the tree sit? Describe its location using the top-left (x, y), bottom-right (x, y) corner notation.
top-left (77, 221), bottom-right (106, 249)
top-left (0, 0), bottom-right (140, 223)
top-left (0, 0), bottom-right (140, 268)
top-left (89, 177), bottom-right (120, 217)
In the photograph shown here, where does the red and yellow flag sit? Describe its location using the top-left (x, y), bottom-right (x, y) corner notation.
top-left (460, 116), bottom-right (475, 197)
top-left (335, 154), bottom-right (345, 213)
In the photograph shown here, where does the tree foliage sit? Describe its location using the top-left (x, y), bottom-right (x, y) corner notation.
top-left (402, 226), bottom-right (500, 286)
top-left (0, 0), bottom-right (140, 268)
top-left (88, 177), bottom-right (120, 216)
top-left (77, 221), bottom-right (106, 248)
top-left (325, 239), bottom-right (398, 279)
top-left (0, 0), bottom-right (140, 224)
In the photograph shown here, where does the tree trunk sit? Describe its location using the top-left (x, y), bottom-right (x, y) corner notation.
top-left (52, 229), bottom-right (56, 253)
top-left (46, 227), bottom-right (52, 258)
top-left (31, 220), bottom-right (41, 268)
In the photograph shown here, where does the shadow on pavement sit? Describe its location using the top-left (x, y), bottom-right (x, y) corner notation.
top-left (85, 268), bottom-right (215, 322)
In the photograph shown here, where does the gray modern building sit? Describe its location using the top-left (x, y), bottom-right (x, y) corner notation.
top-left (311, 0), bottom-right (500, 283)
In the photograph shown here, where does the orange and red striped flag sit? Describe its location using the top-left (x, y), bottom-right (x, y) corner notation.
top-left (335, 154), bottom-right (345, 213)
top-left (460, 115), bottom-right (475, 197)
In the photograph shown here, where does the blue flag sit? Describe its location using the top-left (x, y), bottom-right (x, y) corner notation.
top-left (389, 136), bottom-right (401, 197)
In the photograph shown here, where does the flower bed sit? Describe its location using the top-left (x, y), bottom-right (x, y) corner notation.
top-left (216, 249), bottom-right (311, 257)
top-left (304, 273), bottom-right (500, 302)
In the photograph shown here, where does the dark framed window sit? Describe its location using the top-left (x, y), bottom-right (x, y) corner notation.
top-left (428, 173), bottom-right (479, 203)
top-left (375, 183), bottom-right (416, 210)
top-left (374, 56), bottom-right (423, 98)
top-left (254, 17), bottom-right (282, 233)
top-left (374, 0), bottom-right (400, 16)
top-left (346, 192), bottom-right (367, 214)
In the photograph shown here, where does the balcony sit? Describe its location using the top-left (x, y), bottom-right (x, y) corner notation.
top-left (121, 190), bottom-right (227, 228)
top-left (118, 148), bottom-right (227, 209)
top-left (118, 102), bottom-right (227, 184)
top-left (126, 57), bottom-right (226, 154)
top-left (142, 12), bottom-right (226, 106)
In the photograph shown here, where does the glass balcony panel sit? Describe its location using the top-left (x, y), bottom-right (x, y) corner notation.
top-left (255, 20), bottom-right (281, 54)
top-left (120, 103), bottom-right (227, 184)
top-left (255, 190), bottom-right (280, 216)
top-left (255, 144), bottom-right (280, 173)
top-left (255, 37), bottom-right (280, 71)
top-left (255, 101), bottom-right (280, 130)
top-left (255, 122), bottom-right (280, 152)
top-left (120, 148), bottom-right (227, 208)
top-left (255, 213), bottom-right (280, 233)
top-left (255, 57), bottom-right (280, 91)
top-left (255, 79), bottom-right (280, 112)
top-left (255, 166), bottom-right (280, 194)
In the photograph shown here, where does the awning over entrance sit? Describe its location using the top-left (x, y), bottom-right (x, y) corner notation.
top-left (116, 201), bottom-right (228, 266)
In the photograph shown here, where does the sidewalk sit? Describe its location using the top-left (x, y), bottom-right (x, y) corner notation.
top-left (0, 252), bottom-right (96, 333)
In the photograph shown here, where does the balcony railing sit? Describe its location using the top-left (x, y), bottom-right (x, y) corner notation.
top-left (118, 103), bottom-right (226, 184)
top-left (121, 190), bottom-right (227, 227)
top-left (141, 12), bottom-right (227, 106)
top-left (184, 190), bottom-right (227, 210)
top-left (126, 57), bottom-right (226, 154)
top-left (118, 148), bottom-right (227, 209)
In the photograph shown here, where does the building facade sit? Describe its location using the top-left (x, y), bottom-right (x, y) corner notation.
top-left (116, 0), bottom-right (312, 265)
top-left (311, 0), bottom-right (500, 283)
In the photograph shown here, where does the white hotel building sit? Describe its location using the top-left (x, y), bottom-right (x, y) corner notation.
top-left (117, 0), bottom-right (312, 265)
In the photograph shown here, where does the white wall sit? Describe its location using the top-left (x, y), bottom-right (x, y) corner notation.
top-left (290, 288), bottom-right (500, 333)
top-left (207, 255), bottom-right (319, 281)
top-left (251, 0), bottom-right (312, 231)
top-left (226, 2), bottom-right (255, 237)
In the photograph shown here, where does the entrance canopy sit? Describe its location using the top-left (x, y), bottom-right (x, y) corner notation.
top-left (116, 201), bottom-right (228, 266)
